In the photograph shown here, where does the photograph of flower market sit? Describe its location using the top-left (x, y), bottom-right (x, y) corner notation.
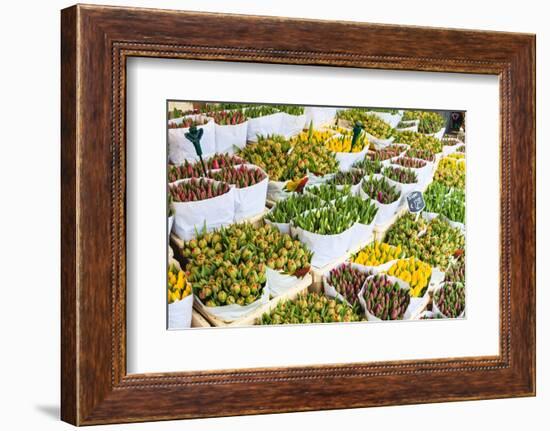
top-left (167, 101), bottom-right (466, 329)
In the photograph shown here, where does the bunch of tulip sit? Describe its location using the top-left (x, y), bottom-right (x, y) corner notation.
top-left (276, 105), bottom-right (305, 115)
top-left (168, 154), bottom-right (245, 182)
top-left (334, 196), bottom-right (378, 226)
top-left (352, 242), bottom-right (403, 266)
top-left (167, 117), bottom-right (209, 129)
top-left (425, 180), bottom-right (466, 224)
top-left (169, 178), bottom-right (231, 203)
top-left (208, 165), bottom-right (266, 188)
top-left (368, 146), bottom-right (405, 162)
top-left (326, 263), bottom-right (373, 306)
top-left (326, 170), bottom-right (365, 186)
top-left (167, 265), bottom-right (192, 304)
top-left (361, 176), bottom-right (401, 204)
top-left (352, 156), bottom-right (383, 175)
top-left (363, 274), bottom-right (411, 320)
top-left (392, 130), bottom-right (443, 153)
top-left (208, 110), bottom-right (247, 125)
top-left (181, 224), bottom-right (312, 307)
top-left (405, 148), bottom-right (435, 162)
top-left (434, 157), bottom-right (465, 189)
top-left (307, 183), bottom-right (351, 202)
top-left (382, 166), bottom-right (418, 184)
top-left (326, 132), bottom-right (369, 153)
top-left (401, 110), bottom-right (446, 134)
top-left (293, 206), bottom-right (355, 235)
top-left (386, 257), bottom-right (432, 297)
top-left (265, 194), bottom-right (324, 224)
top-left (336, 109), bottom-right (394, 139)
top-left (391, 157), bottom-right (427, 169)
top-left (385, 214), bottom-right (465, 268)
top-left (244, 105), bottom-right (280, 118)
top-left (434, 282), bottom-right (465, 318)
top-left (238, 135), bottom-right (293, 181)
top-left (258, 292), bottom-right (364, 325)
top-left (445, 252), bottom-right (465, 283)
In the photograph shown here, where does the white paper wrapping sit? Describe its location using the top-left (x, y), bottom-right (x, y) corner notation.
top-left (167, 294), bottom-right (193, 329)
top-left (307, 173), bottom-right (332, 186)
top-left (168, 115), bottom-right (216, 164)
top-left (304, 106), bottom-right (338, 128)
top-left (293, 223), bottom-right (354, 268)
top-left (348, 220), bottom-right (375, 252)
top-left (365, 131), bottom-right (395, 150)
top-left (171, 178), bottom-right (235, 240)
top-left (233, 177), bottom-right (268, 221)
top-left (264, 206), bottom-right (291, 235)
top-left (280, 113), bottom-right (307, 138)
top-left (395, 119), bottom-right (420, 133)
top-left (383, 170), bottom-right (422, 201)
top-left (417, 310), bottom-right (436, 319)
top-left (214, 120), bottom-right (249, 153)
top-left (267, 179), bottom-right (291, 203)
top-left (367, 110), bottom-right (403, 128)
top-left (167, 215), bottom-right (174, 237)
top-left (427, 127), bottom-right (446, 141)
top-left (334, 146), bottom-right (370, 172)
top-left (246, 112), bottom-right (284, 142)
top-left (442, 142), bottom-right (465, 156)
top-left (217, 164), bottom-right (269, 221)
top-left (266, 267), bottom-right (303, 297)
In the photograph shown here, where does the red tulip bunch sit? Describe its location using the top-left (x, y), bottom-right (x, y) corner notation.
top-left (326, 263), bottom-right (372, 306)
top-left (209, 165), bottom-right (267, 188)
top-left (392, 157), bottom-right (426, 169)
top-left (208, 110), bottom-right (247, 125)
top-left (168, 117), bottom-right (209, 129)
top-left (169, 179), bottom-right (230, 202)
top-left (363, 274), bottom-right (410, 320)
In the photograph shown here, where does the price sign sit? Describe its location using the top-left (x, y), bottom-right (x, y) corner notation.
top-left (406, 191), bottom-right (425, 213)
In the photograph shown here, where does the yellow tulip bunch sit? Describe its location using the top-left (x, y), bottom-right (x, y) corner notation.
top-left (434, 156), bottom-right (465, 189)
top-left (326, 134), bottom-right (369, 153)
top-left (168, 265), bottom-right (192, 304)
top-left (352, 242), bottom-right (403, 267)
top-left (386, 257), bottom-right (432, 297)
top-left (291, 129), bottom-right (336, 146)
top-left (447, 152), bottom-right (465, 159)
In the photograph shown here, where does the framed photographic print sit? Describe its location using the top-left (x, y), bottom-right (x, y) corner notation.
top-left (61, 4), bottom-right (536, 425)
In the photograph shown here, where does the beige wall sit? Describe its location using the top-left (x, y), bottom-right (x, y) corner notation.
top-left (168, 101), bottom-right (194, 112)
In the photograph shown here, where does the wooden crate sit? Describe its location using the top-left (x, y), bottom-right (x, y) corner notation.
top-left (191, 310), bottom-right (211, 328)
top-left (309, 233), bottom-right (374, 292)
top-left (194, 273), bottom-right (312, 327)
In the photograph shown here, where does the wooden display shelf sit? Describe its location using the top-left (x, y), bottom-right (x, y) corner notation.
top-left (191, 310), bottom-right (211, 328)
